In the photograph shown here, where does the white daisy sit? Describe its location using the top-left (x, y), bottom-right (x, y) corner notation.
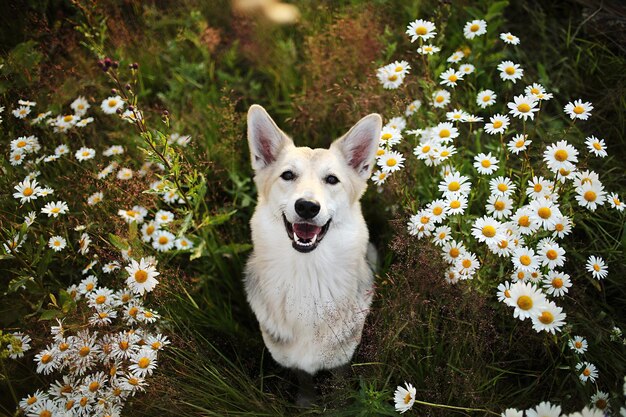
top-left (432, 122), bottom-right (459, 143)
top-left (538, 241), bottom-right (566, 269)
top-left (476, 89), bottom-right (496, 108)
top-left (486, 194), bottom-right (513, 219)
top-left (464, 19), bottom-right (487, 39)
top-left (405, 100), bottom-right (422, 116)
top-left (439, 68), bottom-right (464, 88)
top-left (576, 362), bottom-right (598, 383)
top-left (101, 95), bottom-right (124, 114)
top-left (378, 151), bottom-right (405, 173)
top-left (406, 19), bottom-right (437, 42)
top-left (371, 170), bottom-right (389, 186)
top-left (117, 206), bottom-right (148, 224)
top-left (585, 135), bottom-right (607, 157)
top-left (35, 346), bottom-right (60, 374)
top-left (526, 401), bottom-right (562, 417)
top-left (447, 50), bottom-right (465, 63)
top-left (608, 192), bottom-right (624, 211)
top-left (442, 240), bottom-right (466, 264)
top-left (505, 281), bottom-right (547, 320)
top-left (455, 251), bottom-right (480, 278)
top-left (71, 96), bottom-right (90, 116)
top-left (125, 258), bottom-right (160, 295)
top-left (484, 114), bottom-right (509, 135)
top-left (394, 382), bottom-right (416, 413)
top-left (446, 108), bottom-right (469, 122)
top-left (129, 347), bottom-right (158, 377)
top-left (438, 172), bottom-right (471, 196)
top-left (13, 178), bottom-right (42, 203)
top-left (526, 176), bottom-right (553, 200)
top-left (497, 60), bottom-right (523, 83)
top-left (444, 192), bottom-right (469, 215)
top-left (507, 94), bottom-right (538, 120)
top-left (473, 152), bottom-right (499, 175)
top-left (152, 230), bottom-right (176, 252)
top-left (41, 201), bottom-right (69, 217)
top-left (75, 147), bottom-right (96, 162)
top-left (490, 176), bottom-right (516, 196)
top-left (568, 336), bottom-right (588, 354)
top-left (586, 255), bottom-right (608, 280)
top-left (175, 236), bottom-right (194, 250)
top-left (511, 246), bottom-right (540, 273)
top-left (543, 140), bottom-right (578, 173)
top-left (432, 225), bottom-right (452, 247)
top-left (472, 215), bottom-right (505, 245)
top-left (379, 126), bottom-right (403, 147)
top-left (48, 236), bottom-right (67, 252)
top-left (575, 181), bottom-right (606, 211)
top-left (507, 134), bottom-right (531, 154)
top-left (531, 301), bottom-right (566, 334)
top-left (116, 167), bottom-right (133, 180)
top-left (432, 90), bottom-right (451, 108)
top-left (564, 99), bottom-right (593, 120)
top-left (500, 32), bottom-right (520, 45)
top-left (13, 105), bottom-right (31, 119)
top-left (529, 198), bottom-right (562, 230)
top-left (87, 191), bottom-right (104, 206)
top-left (590, 391), bottom-right (610, 412)
top-left (459, 63), bottom-right (475, 75)
top-left (416, 44), bottom-right (440, 55)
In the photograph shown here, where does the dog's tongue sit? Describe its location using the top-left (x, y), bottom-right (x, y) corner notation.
top-left (293, 223), bottom-right (322, 240)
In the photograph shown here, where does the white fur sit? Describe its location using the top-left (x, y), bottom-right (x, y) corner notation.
top-left (244, 105), bottom-right (381, 374)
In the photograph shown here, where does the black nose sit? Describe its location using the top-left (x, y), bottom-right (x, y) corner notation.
top-left (295, 198), bottom-right (320, 219)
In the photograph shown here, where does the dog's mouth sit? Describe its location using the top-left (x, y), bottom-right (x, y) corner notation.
top-left (283, 214), bottom-right (331, 253)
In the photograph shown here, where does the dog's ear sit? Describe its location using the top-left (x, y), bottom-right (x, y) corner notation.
top-left (247, 105), bottom-right (293, 171)
top-left (331, 113), bottom-right (382, 180)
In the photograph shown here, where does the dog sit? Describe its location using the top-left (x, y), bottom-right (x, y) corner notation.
top-left (244, 105), bottom-right (381, 390)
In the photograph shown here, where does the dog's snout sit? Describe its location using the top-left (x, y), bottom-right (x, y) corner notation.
top-left (295, 198), bottom-right (320, 219)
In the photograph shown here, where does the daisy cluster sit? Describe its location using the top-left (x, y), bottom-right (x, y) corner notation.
top-left (380, 15), bottom-right (625, 416)
top-left (11, 257), bottom-right (168, 417)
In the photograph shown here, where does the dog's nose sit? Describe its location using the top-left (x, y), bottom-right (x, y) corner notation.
top-left (295, 198), bottom-right (320, 219)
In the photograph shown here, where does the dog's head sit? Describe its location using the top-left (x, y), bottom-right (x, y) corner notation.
top-left (247, 105), bottom-right (381, 253)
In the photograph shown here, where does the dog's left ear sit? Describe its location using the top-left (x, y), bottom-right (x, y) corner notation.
top-left (331, 113), bottom-right (382, 180)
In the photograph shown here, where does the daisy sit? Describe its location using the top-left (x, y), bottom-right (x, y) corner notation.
top-left (116, 167), bottom-right (133, 180)
top-left (432, 122), bottom-right (459, 143)
top-left (55, 144), bottom-right (70, 155)
top-left (507, 94), bottom-right (539, 120)
top-left (576, 362), bottom-right (598, 383)
top-left (459, 64), bottom-right (475, 75)
top-left (464, 19), bottom-right (487, 39)
top-left (529, 198), bottom-right (562, 230)
top-left (507, 134), bottom-right (531, 154)
top-left (8, 332), bottom-right (32, 359)
top-left (439, 172), bottom-right (471, 196)
top-left (386, 117), bottom-right (407, 132)
top-left (446, 109), bottom-right (469, 122)
top-left (472, 215), bottom-right (505, 245)
top-left (35, 346), bottom-right (60, 374)
top-left (575, 181), bottom-right (606, 211)
top-left (568, 336), bottom-right (588, 354)
top-left (175, 236), bottom-right (194, 250)
top-left (29, 399), bottom-right (60, 417)
top-left (476, 90), bottom-right (496, 108)
top-left (13, 105), bottom-right (31, 118)
top-left (31, 111), bottom-right (52, 124)
top-left (407, 210), bottom-right (435, 238)
top-left (585, 135), bottom-right (607, 158)
top-left (488, 233), bottom-right (516, 258)
top-left (490, 176), bottom-right (516, 196)
top-left (505, 281), bottom-right (547, 320)
top-left (117, 206), bottom-right (148, 224)
top-left (500, 32), bottom-right (520, 45)
top-left (543, 271), bottom-right (571, 297)
top-left (101, 95), bottom-right (124, 114)
top-left (376, 65), bottom-right (404, 89)
top-left (125, 258), bottom-right (160, 295)
top-left (442, 240), bottom-right (466, 263)
top-left (432, 225), bottom-right (452, 247)
top-left (75, 147), bottom-right (96, 162)
top-left (371, 170), bottom-right (389, 186)
top-left (432, 90), bottom-right (451, 108)
top-left (70, 330), bottom-right (101, 375)
top-left (532, 301), bottom-right (566, 334)
top-left (497, 61), bottom-right (523, 83)
top-left (427, 199), bottom-right (448, 223)
top-left (41, 201), bottom-right (69, 217)
top-left (89, 308), bottom-right (118, 326)
top-left (444, 267), bottom-right (461, 284)
top-left (502, 409), bottom-right (524, 417)
top-left (71, 96), bottom-right (90, 115)
top-left (56, 114), bottom-right (80, 130)
top-left (526, 176), bottom-right (553, 200)
top-left (152, 230), bottom-right (176, 252)
top-left (98, 162), bottom-right (118, 179)
top-left (455, 251), bottom-right (480, 277)
top-left (119, 373), bottom-right (148, 394)
top-left (129, 347), bottom-right (158, 378)
top-left (447, 50), bottom-right (465, 63)
top-left (564, 99), bottom-right (593, 120)
top-left (48, 236), bottom-right (67, 252)
top-left (87, 191), bottom-right (103, 206)
top-left (10, 136), bottom-right (33, 153)
top-left (444, 192), bottom-right (469, 215)
top-left (379, 126), bottom-right (403, 147)
top-left (538, 241), bottom-right (566, 269)
top-left (607, 192), bottom-right (624, 211)
top-left (20, 389), bottom-right (46, 412)
top-left (543, 140), bottom-right (578, 173)
top-left (87, 287), bottom-right (117, 310)
top-left (75, 116), bottom-right (94, 127)
top-left (465, 114), bottom-right (483, 123)
top-left (24, 211), bottom-right (37, 227)
top-left (146, 333), bottom-right (171, 351)
top-left (473, 152), bottom-right (499, 175)
top-left (138, 308), bottom-right (160, 323)
top-left (511, 246), bottom-right (540, 273)
top-left (394, 382), bottom-right (416, 413)
top-left (78, 275), bottom-right (98, 295)
top-left (102, 261), bottom-right (121, 273)
top-left (484, 114), bottom-right (509, 135)
top-left (13, 178), bottom-right (42, 203)
top-left (103, 145), bottom-right (125, 157)
top-left (496, 281), bottom-right (513, 303)
top-left (590, 391), bottom-right (610, 411)
top-left (416, 44), bottom-right (440, 55)
top-left (439, 68), bottom-right (464, 88)
top-left (486, 194), bottom-right (513, 219)
top-left (405, 100), bottom-right (422, 116)
top-left (378, 151), bottom-right (405, 173)
top-left (10, 150), bottom-right (26, 166)
top-left (586, 255), bottom-right (608, 279)
top-left (406, 19), bottom-right (437, 42)
top-left (526, 401), bottom-right (562, 417)
top-left (389, 60), bottom-right (411, 77)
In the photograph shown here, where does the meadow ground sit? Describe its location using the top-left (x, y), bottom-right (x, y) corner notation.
top-left (1, 0), bottom-right (625, 416)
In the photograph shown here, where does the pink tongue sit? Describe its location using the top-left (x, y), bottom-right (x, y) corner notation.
top-left (293, 223), bottom-right (322, 240)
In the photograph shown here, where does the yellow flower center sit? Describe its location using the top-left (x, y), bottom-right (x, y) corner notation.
top-left (448, 74), bottom-right (458, 82)
top-left (517, 103), bottom-right (530, 113)
top-left (555, 223), bottom-right (564, 232)
top-left (80, 397), bottom-right (88, 407)
top-left (135, 270), bottom-right (149, 283)
top-left (151, 341), bottom-right (162, 350)
top-left (520, 255), bottom-right (531, 266)
top-left (129, 377), bottom-right (140, 386)
top-left (439, 129), bottom-right (450, 138)
top-left (482, 95), bottom-right (491, 102)
top-left (517, 271), bottom-right (525, 280)
top-left (138, 357), bottom-right (150, 368)
top-left (40, 410), bottom-right (52, 417)
top-left (497, 183), bottom-right (508, 192)
top-left (582, 368), bottom-right (591, 376)
top-left (86, 283), bottom-right (94, 291)
top-left (108, 99), bottom-right (118, 107)
top-left (531, 87), bottom-right (540, 94)
top-left (592, 142), bottom-right (602, 150)
top-left (448, 181), bottom-right (460, 191)
top-left (59, 342), bottom-right (69, 351)
top-left (65, 400), bottom-right (75, 411)
top-left (559, 168), bottom-right (570, 176)
top-left (79, 346), bottom-right (90, 357)
top-left (53, 241), bottom-right (61, 247)
top-left (144, 311), bottom-right (153, 318)
top-left (546, 249), bottom-right (558, 260)
top-left (538, 207), bottom-right (551, 219)
top-left (404, 392), bottom-right (412, 404)
top-left (386, 158), bottom-right (397, 167)
top-left (552, 278), bottom-right (563, 288)
top-left (23, 187), bottom-right (34, 196)
top-left (119, 340), bottom-right (129, 350)
top-left (435, 95), bottom-right (444, 103)
top-left (573, 105), bottom-right (585, 114)
top-left (481, 159), bottom-right (491, 168)
top-left (41, 353), bottom-right (52, 364)
top-left (17, 140), bottom-right (27, 148)
top-left (505, 66), bottom-right (516, 75)
top-left (494, 201), bottom-right (505, 211)
top-left (421, 145), bottom-right (431, 153)
top-left (574, 341), bottom-right (582, 348)
top-left (470, 23), bottom-right (480, 32)
top-left (584, 191), bottom-right (597, 202)
top-left (593, 264), bottom-right (600, 272)
top-left (432, 206), bottom-right (443, 216)
top-left (554, 149), bottom-right (568, 162)
top-left (420, 216), bottom-right (429, 224)
top-left (450, 200), bottom-right (461, 209)
top-left (95, 295), bottom-right (106, 304)
top-left (440, 150), bottom-right (450, 157)
top-left (416, 26), bottom-right (427, 35)
top-left (492, 120), bottom-right (503, 129)
top-left (517, 295), bottom-right (533, 310)
top-left (482, 225), bottom-right (496, 237)
top-left (449, 248), bottom-right (460, 258)
top-left (158, 236), bottom-right (169, 245)
top-left (14, 154), bottom-right (22, 161)
top-left (538, 311), bottom-right (554, 324)
top-left (388, 75), bottom-right (398, 82)
top-left (504, 289), bottom-right (511, 298)
top-left (63, 115), bottom-right (73, 122)
top-left (438, 232), bottom-right (446, 239)
top-left (381, 133), bottom-right (392, 141)
top-left (395, 66), bottom-right (404, 73)
top-left (515, 140), bottom-right (525, 148)
top-left (51, 207), bottom-right (60, 213)
top-left (89, 381), bottom-right (100, 392)
top-left (462, 259), bottom-right (472, 268)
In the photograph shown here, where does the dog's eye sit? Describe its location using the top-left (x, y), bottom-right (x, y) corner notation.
top-left (280, 170), bottom-right (296, 181)
top-left (325, 175), bottom-right (339, 185)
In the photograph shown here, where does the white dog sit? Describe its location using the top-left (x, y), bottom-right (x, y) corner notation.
top-left (244, 105), bottom-right (381, 380)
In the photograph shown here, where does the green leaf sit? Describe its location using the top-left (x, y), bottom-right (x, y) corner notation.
top-left (108, 233), bottom-right (130, 250)
top-left (7, 276), bottom-right (33, 293)
top-left (40, 309), bottom-right (61, 320)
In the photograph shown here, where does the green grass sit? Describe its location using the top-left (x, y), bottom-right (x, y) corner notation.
top-left (1, 0), bottom-right (625, 416)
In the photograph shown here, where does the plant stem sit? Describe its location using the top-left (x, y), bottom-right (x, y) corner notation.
top-left (414, 398), bottom-right (500, 416)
